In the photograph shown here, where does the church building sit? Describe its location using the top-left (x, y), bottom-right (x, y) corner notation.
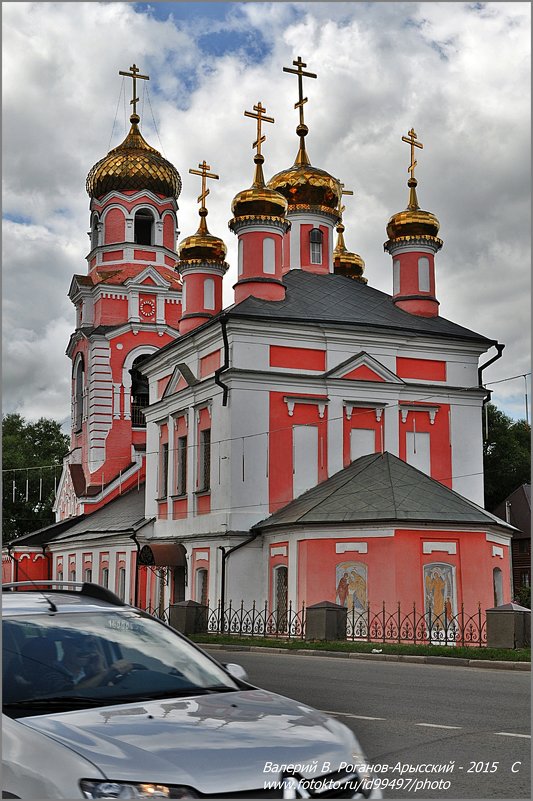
top-left (3, 59), bottom-right (515, 634)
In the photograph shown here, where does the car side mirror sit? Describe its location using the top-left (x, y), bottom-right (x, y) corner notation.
top-left (224, 662), bottom-right (248, 682)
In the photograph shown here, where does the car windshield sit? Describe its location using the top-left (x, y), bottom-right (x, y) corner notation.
top-left (3, 609), bottom-right (238, 714)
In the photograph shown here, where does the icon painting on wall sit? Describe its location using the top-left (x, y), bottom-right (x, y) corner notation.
top-left (336, 561), bottom-right (367, 612)
top-left (423, 562), bottom-right (457, 638)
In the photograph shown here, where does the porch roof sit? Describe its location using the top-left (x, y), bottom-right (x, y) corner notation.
top-left (252, 452), bottom-right (516, 532)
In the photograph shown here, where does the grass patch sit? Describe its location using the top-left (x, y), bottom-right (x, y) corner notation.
top-left (190, 634), bottom-right (530, 661)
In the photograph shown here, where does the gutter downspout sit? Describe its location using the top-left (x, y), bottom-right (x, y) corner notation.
top-left (478, 343), bottom-right (505, 441)
top-left (218, 532), bottom-right (259, 631)
top-left (214, 316), bottom-right (230, 407)
top-left (130, 532), bottom-right (142, 608)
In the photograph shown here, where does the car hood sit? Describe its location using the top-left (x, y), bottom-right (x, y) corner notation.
top-left (20, 689), bottom-right (358, 793)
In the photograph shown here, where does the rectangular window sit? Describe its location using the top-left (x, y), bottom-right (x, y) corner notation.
top-left (406, 430), bottom-right (431, 475)
top-left (293, 425), bottom-right (318, 498)
top-left (117, 567), bottom-right (126, 600)
top-left (84, 568), bottom-right (92, 583)
top-left (310, 241), bottom-right (322, 264)
top-left (199, 429), bottom-right (211, 491)
top-left (159, 442), bottom-right (169, 498)
top-left (177, 435), bottom-right (188, 495)
top-left (350, 428), bottom-right (376, 461)
top-left (101, 567), bottom-right (109, 588)
top-left (518, 539), bottom-right (530, 554)
top-left (520, 570), bottom-right (530, 588)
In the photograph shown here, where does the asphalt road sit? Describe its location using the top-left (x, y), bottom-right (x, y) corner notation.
top-left (207, 648), bottom-right (531, 799)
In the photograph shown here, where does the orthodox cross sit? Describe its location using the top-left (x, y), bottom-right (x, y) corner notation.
top-left (119, 64), bottom-right (150, 116)
top-left (338, 183), bottom-right (354, 216)
top-left (402, 128), bottom-right (423, 180)
top-left (244, 102), bottom-right (274, 156)
top-left (283, 56), bottom-right (317, 126)
top-left (189, 160), bottom-right (219, 208)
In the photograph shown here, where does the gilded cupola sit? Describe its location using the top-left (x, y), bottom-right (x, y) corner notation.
top-left (86, 64), bottom-right (181, 200)
top-left (230, 102), bottom-right (288, 225)
top-left (384, 128), bottom-right (442, 249)
top-left (266, 57), bottom-right (342, 217)
top-left (178, 161), bottom-right (227, 264)
top-left (333, 186), bottom-right (367, 283)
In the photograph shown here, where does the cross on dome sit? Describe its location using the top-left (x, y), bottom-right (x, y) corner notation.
top-left (283, 56), bottom-right (317, 129)
top-left (244, 102), bottom-right (274, 157)
top-left (337, 183), bottom-right (354, 217)
top-left (118, 63), bottom-right (149, 118)
top-left (402, 127), bottom-right (423, 181)
top-left (189, 160), bottom-right (219, 211)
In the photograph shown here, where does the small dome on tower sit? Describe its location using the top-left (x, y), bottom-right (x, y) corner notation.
top-left (386, 179), bottom-right (440, 241)
top-left (86, 113), bottom-right (182, 199)
top-left (178, 209), bottom-right (227, 263)
top-left (231, 156), bottom-right (288, 220)
top-left (333, 221), bottom-right (367, 283)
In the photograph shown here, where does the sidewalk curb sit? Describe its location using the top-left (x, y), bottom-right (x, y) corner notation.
top-left (201, 643), bottom-right (530, 670)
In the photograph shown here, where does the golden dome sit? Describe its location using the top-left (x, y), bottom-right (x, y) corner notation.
top-left (385, 179), bottom-right (441, 242)
top-left (86, 114), bottom-right (181, 199)
top-left (333, 222), bottom-right (367, 283)
top-left (178, 209), bottom-right (227, 263)
top-left (267, 125), bottom-right (341, 214)
top-left (231, 155), bottom-right (288, 219)
top-left (268, 162), bottom-right (341, 213)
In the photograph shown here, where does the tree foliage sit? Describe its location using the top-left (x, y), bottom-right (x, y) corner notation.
top-left (2, 413), bottom-right (69, 543)
top-left (483, 403), bottom-right (531, 512)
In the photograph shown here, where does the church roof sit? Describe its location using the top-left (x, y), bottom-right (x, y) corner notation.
top-left (10, 486), bottom-right (148, 548)
top-left (253, 452), bottom-right (515, 531)
top-left (229, 270), bottom-right (493, 344)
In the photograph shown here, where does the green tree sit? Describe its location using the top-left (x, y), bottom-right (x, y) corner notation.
top-left (2, 413), bottom-right (69, 542)
top-left (483, 403), bottom-right (531, 512)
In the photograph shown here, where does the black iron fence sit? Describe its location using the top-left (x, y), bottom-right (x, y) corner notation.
top-left (143, 600), bottom-right (488, 646)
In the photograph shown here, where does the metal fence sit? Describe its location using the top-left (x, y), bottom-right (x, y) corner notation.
top-left (143, 600), bottom-right (488, 646)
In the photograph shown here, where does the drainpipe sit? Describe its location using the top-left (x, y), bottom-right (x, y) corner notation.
top-left (7, 546), bottom-right (18, 582)
top-left (505, 501), bottom-right (515, 601)
top-left (218, 532), bottom-right (259, 631)
top-left (130, 532), bottom-right (142, 608)
top-left (478, 343), bottom-right (505, 441)
top-left (214, 316), bottom-right (230, 407)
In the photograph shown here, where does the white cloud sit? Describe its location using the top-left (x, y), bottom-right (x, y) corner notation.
top-left (2, 1), bottom-right (530, 425)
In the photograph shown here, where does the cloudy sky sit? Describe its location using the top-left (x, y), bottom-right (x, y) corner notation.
top-left (2, 1), bottom-right (531, 429)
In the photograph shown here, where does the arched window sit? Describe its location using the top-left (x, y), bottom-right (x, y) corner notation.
top-left (273, 565), bottom-right (288, 633)
top-left (263, 237), bottom-right (275, 274)
top-left (204, 277), bottom-right (215, 310)
top-left (73, 356), bottom-right (85, 432)
top-left (130, 354), bottom-right (150, 428)
top-left (91, 216), bottom-right (99, 250)
top-left (134, 208), bottom-right (154, 246)
top-left (195, 568), bottom-right (208, 606)
top-left (493, 567), bottom-right (503, 607)
top-left (309, 227), bottom-right (323, 265)
top-left (238, 239), bottom-right (244, 276)
top-left (418, 256), bottom-right (430, 292)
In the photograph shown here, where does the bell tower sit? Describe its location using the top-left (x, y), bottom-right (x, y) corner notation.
top-left (55, 64), bottom-right (184, 520)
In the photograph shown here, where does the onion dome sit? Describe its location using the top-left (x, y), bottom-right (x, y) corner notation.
top-left (333, 221), bottom-right (367, 284)
top-left (267, 130), bottom-right (341, 214)
top-left (386, 178), bottom-right (441, 242)
top-left (86, 113), bottom-right (182, 199)
top-left (231, 154), bottom-right (288, 221)
top-left (178, 209), bottom-right (227, 263)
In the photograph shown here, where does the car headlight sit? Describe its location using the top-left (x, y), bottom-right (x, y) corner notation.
top-left (80, 781), bottom-right (198, 799)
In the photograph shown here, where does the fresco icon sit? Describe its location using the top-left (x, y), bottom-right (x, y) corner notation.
top-left (423, 563), bottom-right (457, 639)
top-left (336, 561), bottom-right (367, 612)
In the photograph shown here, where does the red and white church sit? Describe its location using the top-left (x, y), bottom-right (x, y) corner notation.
top-left (3, 60), bottom-right (515, 628)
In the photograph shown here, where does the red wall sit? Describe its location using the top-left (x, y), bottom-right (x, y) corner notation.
top-left (269, 391), bottom-right (328, 512)
top-left (397, 358), bottom-right (446, 381)
top-left (270, 345), bottom-right (325, 371)
top-left (398, 403), bottom-right (452, 487)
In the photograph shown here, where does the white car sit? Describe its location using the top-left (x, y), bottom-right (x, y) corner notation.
top-left (2, 581), bottom-right (380, 799)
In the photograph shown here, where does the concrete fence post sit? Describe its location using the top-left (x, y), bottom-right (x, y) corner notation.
top-left (306, 600), bottom-right (347, 641)
top-left (486, 602), bottom-right (531, 649)
top-left (169, 600), bottom-right (208, 636)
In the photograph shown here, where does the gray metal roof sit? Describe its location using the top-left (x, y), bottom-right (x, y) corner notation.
top-left (229, 271), bottom-right (493, 344)
top-left (253, 452), bottom-right (515, 530)
top-left (11, 487), bottom-right (147, 547)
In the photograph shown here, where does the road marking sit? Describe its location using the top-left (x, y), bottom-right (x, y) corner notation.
top-left (322, 711), bottom-right (386, 721)
top-left (415, 723), bottom-right (463, 729)
top-left (495, 732), bottom-right (531, 738)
